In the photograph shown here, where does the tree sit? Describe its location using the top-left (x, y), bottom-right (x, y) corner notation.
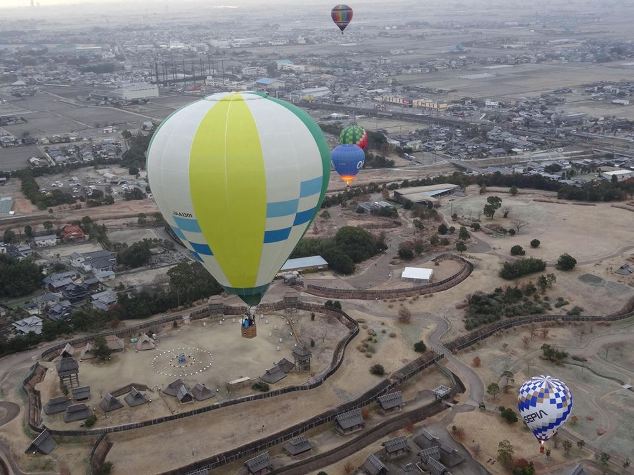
top-left (488, 195), bottom-right (502, 208)
top-left (502, 207), bottom-right (511, 218)
top-left (430, 234), bottom-right (440, 246)
top-left (499, 406), bottom-right (518, 424)
top-left (497, 440), bottom-right (514, 468)
top-left (117, 241), bottom-right (152, 269)
top-left (414, 341), bottom-right (427, 353)
top-left (43, 221), bottom-right (54, 232)
top-left (438, 223), bottom-right (448, 235)
top-left (0, 255), bottom-right (42, 298)
top-left (557, 253), bottom-right (577, 271)
top-left (487, 382), bottom-right (500, 400)
top-left (499, 258), bottom-right (546, 279)
top-left (413, 218), bottom-right (424, 231)
top-left (483, 203), bottom-right (497, 219)
top-left (541, 344), bottom-right (568, 363)
top-left (84, 414), bottom-right (97, 427)
top-left (530, 239), bottom-right (540, 248)
top-left (471, 222), bottom-right (481, 231)
top-left (456, 241), bottom-right (467, 254)
top-left (137, 213), bottom-right (146, 225)
top-left (511, 245), bottom-right (525, 256)
top-left (512, 459), bottom-right (535, 475)
top-left (458, 226), bottom-right (470, 240)
top-left (370, 364), bottom-right (385, 376)
top-left (398, 242), bottom-right (415, 260)
top-left (24, 225), bottom-right (33, 238)
top-left (562, 439), bottom-right (572, 455)
top-left (93, 335), bottom-right (112, 361)
top-left (2, 229), bottom-right (16, 244)
top-left (510, 186), bottom-right (518, 196)
top-left (472, 356), bottom-right (481, 367)
top-left (598, 452), bottom-right (610, 466)
top-left (512, 219), bottom-right (528, 233)
top-left (451, 212), bottom-right (458, 221)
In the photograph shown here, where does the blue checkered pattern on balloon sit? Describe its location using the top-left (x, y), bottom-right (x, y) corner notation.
top-left (518, 375), bottom-right (573, 441)
top-left (170, 215), bottom-right (213, 263)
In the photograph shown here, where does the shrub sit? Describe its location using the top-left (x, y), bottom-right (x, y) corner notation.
top-left (530, 239), bottom-right (540, 248)
top-left (510, 245), bottom-right (525, 256)
top-left (438, 223), bottom-right (448, 235)
top-left (413, 341), bottom-right (427, 353)
top-left (459, 226), bottom-right (470, 240)
top-left (398, 242), bottom-right (415, 260)
top-left (398, 306), bottom-right (411, 324)
top-left (96, 462), bottom-right (114, 475)
top-left (84, 414), bottom-right (97, 427)
top-left (499, 258), bottom-right (546, 280)
top-left (508, 228), bottom-right (516, 236)
top-left (252, 382), bottom-right (270, 392)
top-left (471, 222), bottom-right (481, 231)
top-left (499, 406), bottom-right (519, 424)
top-left (557, 253), bottom-right (577, 271)
top-left (370, 364), bottom-right (385, 376)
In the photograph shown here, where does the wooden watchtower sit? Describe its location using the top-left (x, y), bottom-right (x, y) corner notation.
top-left (56, 356), bottom-right (79, 389)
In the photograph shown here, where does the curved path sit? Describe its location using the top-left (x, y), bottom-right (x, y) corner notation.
top-left (428, 317), bottom-right (484, 407)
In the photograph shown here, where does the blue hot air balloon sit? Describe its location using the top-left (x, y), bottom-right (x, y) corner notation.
top-left (518, 375), bottom-right (573, 446)
top-left (331, 144), bottom-right (365, 185)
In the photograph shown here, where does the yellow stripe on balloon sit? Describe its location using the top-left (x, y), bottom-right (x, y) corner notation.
top-left (189, 93), bottom-right (266, 288)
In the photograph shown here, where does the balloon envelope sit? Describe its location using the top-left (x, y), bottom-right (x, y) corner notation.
top-left (340, 125), bottom-right (368, 149)
top-left (147, 92), bottom-right (330, 305)
top-left (331, 4), bottom-right (353, 33)
top-left (331, 144), bottom-right (365, 185)
top-left (517, 375), bottom-right (573, 442)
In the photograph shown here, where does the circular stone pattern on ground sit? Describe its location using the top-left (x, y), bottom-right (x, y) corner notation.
top-left (151, 347), bottom-right (213, 378)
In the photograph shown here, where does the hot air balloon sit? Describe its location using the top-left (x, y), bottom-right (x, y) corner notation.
top-left (517, 375), bottom-right (573, 449)
top-left (340, 125), bottom-right (368, 150)
top-left (331, 4), bottom-right (353, 34)
top-left (331, 144), bottom-right (365, 186)
top-left (147, 92), bottom-right (330, 309)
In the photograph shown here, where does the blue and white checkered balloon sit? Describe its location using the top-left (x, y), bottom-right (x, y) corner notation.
top-left (517, 375), bottom-right (573, 442)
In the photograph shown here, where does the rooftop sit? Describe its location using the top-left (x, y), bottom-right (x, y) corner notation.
top-left (377, 391), bottom-right (403, 410)
top-left (402, 267), bottom-right (433, 281)
top-left (280, 256), bottom-right (328, 271)
top-left (335, 408), bottom-right (364, 430)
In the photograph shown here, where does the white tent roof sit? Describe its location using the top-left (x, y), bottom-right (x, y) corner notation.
top-left (401, 267), bottom-right (433, 280)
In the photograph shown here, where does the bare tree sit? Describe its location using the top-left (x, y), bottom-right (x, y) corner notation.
top-left (502, 207), bottom-right (511, 218)
top-left (522, 335), bottom-right (530, 349)
top-left (512, 218), bottom-right (528, 233)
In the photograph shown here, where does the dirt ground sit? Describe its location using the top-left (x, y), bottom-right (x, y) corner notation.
top-left (457, 317), bottom-right (634, 464)
top-left (441, 187), bottom-right (634, 264)
top-left (39, 311), bottom-right (349, 431)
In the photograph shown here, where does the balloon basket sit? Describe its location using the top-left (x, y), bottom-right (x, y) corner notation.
top-left (242, 325), bottom-right (257, 339)
top-left (539, 444), bottom-right (545, 454)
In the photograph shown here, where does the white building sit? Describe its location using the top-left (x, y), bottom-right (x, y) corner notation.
top-left (114, 83), bottom-right (159, 101)
top-left (33, 234), bottom-right (58, 247)
top-left (401, 267), bottom-right (434, 283)
top-left (13, 316), bottom-right (43, 335)
top-left (601, 169), bottom-right (633, 182)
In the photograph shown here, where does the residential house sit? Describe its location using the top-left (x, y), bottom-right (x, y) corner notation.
top-left (43, 271), bottom-right (80, 292)
top-left (33, 235), bottom-right (58, 247)
top-left (244, 452), bottom-right (273, 475)
top-left (70, 250), bottom-right (116, 273)
top-left (62, 283), bottom-right (91, 304)
top-left (91, 290), bottom-right (117, 311)
top-left (61, 225), bottom-right (86, 242)
top-left (13, 316), bottom-right (43, 335)
top-left (382, 436), bottom-right (410, 459)
top-left (47, 300), bottom-right (72, 321)
top-left (335, 408), bottom-right (365, 435)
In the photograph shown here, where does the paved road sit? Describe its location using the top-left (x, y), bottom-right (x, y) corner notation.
top-left (428, 317), bottom-right (484, 407)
